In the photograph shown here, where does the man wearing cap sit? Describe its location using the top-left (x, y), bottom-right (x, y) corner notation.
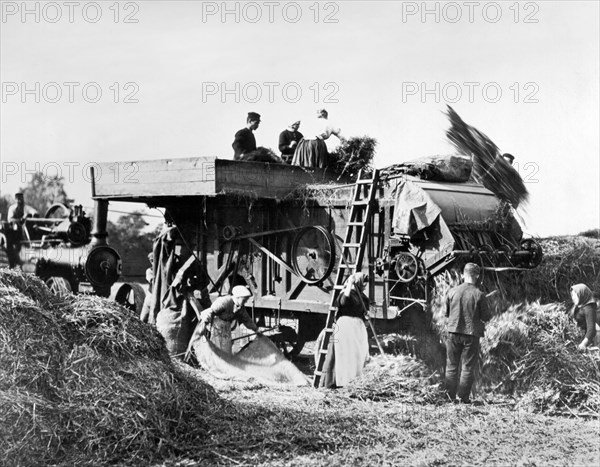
top-left (232, 112), bottom-right (261, 160)
top-left (278, 120), bottom-right (303, 164)
top-left (502, 153), bottom-right (515, 166)
top-left (196, 285), bottom-right (260, 353)
top-left (7, 192), bottom-right (38, 222)
top-left (444, 263), bottom-right (491, 403)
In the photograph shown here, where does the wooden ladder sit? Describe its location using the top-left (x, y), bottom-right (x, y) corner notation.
top-left (312, 168), bottom-right (380, 388)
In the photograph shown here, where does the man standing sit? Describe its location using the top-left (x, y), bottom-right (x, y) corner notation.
top-left (5, 193), bottom-right (38, 268)
top-left (7, 192), bottom-right (38, 221)
top-left (232, 112), bottom-right (261, 160)
top-left (445, 263), bottom-right (491, 403)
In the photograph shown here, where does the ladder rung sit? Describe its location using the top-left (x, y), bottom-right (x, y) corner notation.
top-left (319, 349), bottom-right (330, 354)
top-left (333, 285), bottom-right (345, 290)
top-left (348, 221), bottom-right (365, 226)
top-left (314, 370), bottom-right (323, 376)
top-left (343, 243), bottom-right (361, 248)
top-left (356, 179), bottom-right (373, 185)
top-left (339, 263), bottom-right (357, 269)
top-left (353, 200), bottom-right (370, 206)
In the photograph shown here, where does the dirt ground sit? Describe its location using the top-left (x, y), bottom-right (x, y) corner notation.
top-left (155, 352), bottom-right (600, 467)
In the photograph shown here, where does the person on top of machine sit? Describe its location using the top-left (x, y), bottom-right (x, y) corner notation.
top-left (232, 112), bottom-right (261, 160)
top-left (292, 109), bottom-right (344, 168)
top-left (278, 119), bottom-right (303, 164)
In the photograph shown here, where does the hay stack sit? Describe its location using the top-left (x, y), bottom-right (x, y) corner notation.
top-left (0, 269), bottom-right (222, 466)
top-left (327, 136), bottom-right (377, 180)
top-left (481, 301), bottom-right (600, 414)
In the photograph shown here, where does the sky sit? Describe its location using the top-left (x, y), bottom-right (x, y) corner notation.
top-left (1, 0), bottom-right (599, 235)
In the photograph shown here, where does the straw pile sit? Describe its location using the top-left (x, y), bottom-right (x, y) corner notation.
top-left (512, 235), bottom-right (600, 303)
top-left (481, 302), bottom-right (600, 415)
top-left (0, 270), bottom-right (222, 466)
top-left (343, 354), bottom-right (441, 403)
top-left (327, 136), bottom-right (377, 180)
top-left (428, 269), bottom-right (600, 414)
top-left (240, 146), bottom-right (282, 163)
top-left (445, 106), bottom-right (528, 207)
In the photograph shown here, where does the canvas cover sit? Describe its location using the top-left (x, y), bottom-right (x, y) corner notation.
top-left (393, 154), bottom-right (473, 183)
top-left (393, 179), bottom-right (442, 237)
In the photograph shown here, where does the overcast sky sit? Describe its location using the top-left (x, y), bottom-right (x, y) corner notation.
top-left (1, 0), bottom-right (598, 235)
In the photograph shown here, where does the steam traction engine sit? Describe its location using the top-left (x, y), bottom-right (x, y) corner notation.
top-left (0, 202), bottom-right (122, 299)
top-left (89, 157), bottom-right (542, 357)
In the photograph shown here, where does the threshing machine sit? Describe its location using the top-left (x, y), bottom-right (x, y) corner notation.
top-left (88, 157), bottom-right (542, 356)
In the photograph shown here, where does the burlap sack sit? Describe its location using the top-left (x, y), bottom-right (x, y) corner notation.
top-left (155, 302), bottom-right (196, 358)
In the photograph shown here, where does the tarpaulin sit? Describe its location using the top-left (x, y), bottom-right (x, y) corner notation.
top-left (393, 179), bottom-right (441, 237)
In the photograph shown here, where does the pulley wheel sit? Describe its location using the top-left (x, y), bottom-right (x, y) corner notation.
top-left (223, 225), bottom-right (240, 241)
top-left (394, 252), bottom-right (419, 283)
top-left (291, 226), bottom-right (336, 285)
top-left (45, 203), bottom-right (71, 219)
top-left (520, 238), bottom-right (543, 268)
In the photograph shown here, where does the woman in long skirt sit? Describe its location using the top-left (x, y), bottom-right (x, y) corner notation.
top-left (318, 272), bottom-right (369, 387)
top-left (292, 109), bottom-right (343, 168)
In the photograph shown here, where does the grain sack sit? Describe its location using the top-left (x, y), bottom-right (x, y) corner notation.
top-left (155, 302), bottom-right (196, 358)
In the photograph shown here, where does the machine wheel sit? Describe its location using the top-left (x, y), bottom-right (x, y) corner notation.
top-left (45, 203), bottom-right (71, 219)
top-left (520, 238), bottom-right (543, 268)
top-left (394, 252), bottom-right (419, 283)
top-left (46, 276), bottom-right (72, 296)
top-left (291, 226), bottom-right (336, 285)
top-left (114, 282), bottom-right (146, 315)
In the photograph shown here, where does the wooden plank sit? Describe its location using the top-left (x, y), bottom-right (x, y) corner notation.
top-left (93, 157), bottom-right (217, 198)
top-left (92, 157), bottom-right (349, 201)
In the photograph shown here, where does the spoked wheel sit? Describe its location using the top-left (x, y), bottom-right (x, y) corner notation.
top-left (291, 226), bottom-right (336, 285)
top-left (114, 283), bottom-right (146, 315)
top-left (393, 252), bottom-right (420, 283)
top-left (45, 276), bottom-right (72, 296)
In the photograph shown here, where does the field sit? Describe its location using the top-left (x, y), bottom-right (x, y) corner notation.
top-left (1, 234), bottom-right (600, 466)
top-left (162, 359), bottom-right (599, 467)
